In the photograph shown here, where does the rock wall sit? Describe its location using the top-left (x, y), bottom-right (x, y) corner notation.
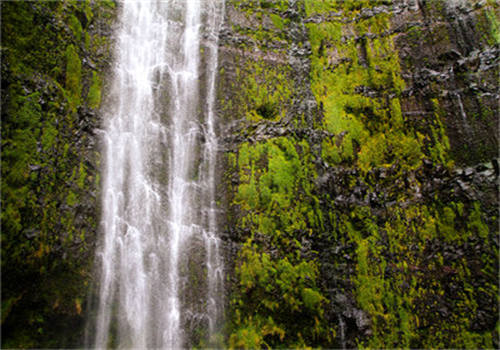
top-left (1, 1), bottom-right (115, 347)
top-left (1, 0), bottom-right (497, 348)
top-left (218, 0), bottom-right (498, 348)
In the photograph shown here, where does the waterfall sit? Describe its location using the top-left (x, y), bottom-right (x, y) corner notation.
top-left (91, 0), bottom-right (225, 348)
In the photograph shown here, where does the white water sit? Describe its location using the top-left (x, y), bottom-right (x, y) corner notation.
top-left (92, 0), bottom-right (224, 348)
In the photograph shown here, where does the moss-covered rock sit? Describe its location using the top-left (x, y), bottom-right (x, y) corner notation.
top-left (219, 0), bottom-right (498, 348)
top-left (2, 0), bottom-right (497, 347)
top-left (0, 1), bottom-right (116, 347)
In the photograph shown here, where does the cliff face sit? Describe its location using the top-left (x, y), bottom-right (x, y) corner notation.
top-left (1, 0), bottom-right (498, 348)
top-left (1, 1), bottom-right (115, 347)
top-left (218, 0), bottom-right (498, 348)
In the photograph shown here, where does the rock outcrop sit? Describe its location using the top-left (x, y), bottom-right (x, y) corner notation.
top-left (1, 0), bottom-right (497, 348)
top-left (218, 0), bottom-right (498, 348)
top-left (1, 1), bottom-right (115, 347)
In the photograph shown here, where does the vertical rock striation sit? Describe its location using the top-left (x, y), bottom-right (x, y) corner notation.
top-left (218, 0), bottom-right (498, 348)
top-left (1, 0), bottom-right (497, 348)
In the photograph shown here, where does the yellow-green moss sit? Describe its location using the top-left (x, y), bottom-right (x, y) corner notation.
top-left (230, 136), bottom-right (329, 347)
top-left (230, 242), bottom-right (331, 348)
top-left (339, 202), bottom-right (497, 348)
top-left (68, 14), bottom-right (82, 42)
top-left (1, 0), bottom-right (116, 346)
top-left (87, 71), bottom-right (102, 109)
top-left (65, 44), bottom-right (82, 109)
top-left (307, 1), bottom-right (428, 172)
top-left (233, 59), bottom-right (293, 122)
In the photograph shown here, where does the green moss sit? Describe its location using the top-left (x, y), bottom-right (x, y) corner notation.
top-left (1, 1), bottom-right (113, 347)
top-left (102, 0), bottom-right (116, 9)
top-left (357, 133), bottom-right (387, 173)
top-left (230, 137), bottom-right (329, 347)
top-left (68, 14), bottom-right (82, 42)
top-left (304, 0), bottom-right (337, 16)
top-left (84, 31), bottom-right (91, 50)
top-left (269, 13), bottom-right (284, 30)
top-left (438, 206), bottom-right (458, 241)
top-left (234, 59), bottom-right (293, 122)
top-left (66, 191), bottom-right (78, 207)
top-left (65, 44), bottom-right (82, 109)
top-left (304, 3), bottom-right (498, 348)
top-left (389, 132), bottom-right (423, 169)
top-left (229, 321), bottom-right (264, 349)
top-left (467, 202), bottom-right (489, 240)
top-left (306, 1), bottom-right (430, 172)
top-left (76, 163), bottom-right (87, 190)
top-left (321, 138), bottom-right (342, 164)
top-left (231, 242), bottom-right (330, 348)
top-left (2, 91), bottom-right (41, 190)
top-left (234, 137), bottom-right (321, 236)
top-left (338, 202), bottom-right (498, 348)
top-left (483, 9), bottom-right (500, 45)
top-left (87, 71), bottom-right (102, 109)
top-left (427, 98), bottom-right (452, 166)
top-left (41, 123), bottom-right (58, 151)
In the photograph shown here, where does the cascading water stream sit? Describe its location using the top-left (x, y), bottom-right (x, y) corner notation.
top-left (91, 0), bottom-right (224, 348)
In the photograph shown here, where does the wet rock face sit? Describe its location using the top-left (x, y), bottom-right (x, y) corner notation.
top-left (219, 0), bottom-right (498, 348)
top-left (1, 1), bottom-right (116, 347)
top-left (1, 0), bottom-right (497, 348)
top-left (394, 0), bottom-right (498, 165)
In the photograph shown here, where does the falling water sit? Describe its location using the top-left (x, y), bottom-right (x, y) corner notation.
top-left (338, 314), bottom-right (346, 350)
top-left (453, 91), bottom-right (471, 131)
top-left (91, 0), bottom-right (225, 348)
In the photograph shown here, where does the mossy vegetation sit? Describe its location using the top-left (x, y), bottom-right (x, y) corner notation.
top-left (219, 0), bottom-right (296, 125)
top-left (229, 0), bottom-right (291, 46)
top-left (302, 0), bottom-right (498, 347)
top-left (306, 0), bottom-right (431, 174)
top-left (65, 44), bottom-right (82, 109)
top-left (229, 137), bottom-right (332, 347)
top-left (331, 202), bottom-right (497, 348)
top-left (222, 0), bottom-right (498, 348)
top-left (87, 71), bottom-right (102, 109)
top-left (1, 0), bottom-right (115, 347)
top-left (224, 56), bottom-right (293, 123)
top-left (2, 0), bottom-right (498, 348)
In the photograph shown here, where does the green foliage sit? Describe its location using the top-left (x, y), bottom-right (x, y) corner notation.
top-left (232, 59), bottom-right (293, 122)
top-left (476, 5), bottom-right (500, 45)
top-left (1, 0), bottom-right (114, 346)
top-left (87, 71), bottom-right (102, 109)
top-left (65, 44), bottom-right (82, 109)
top-left (102, 0), bottom-right (116, 9)
top-left (306, 1), bottom-right (436, 174)
top-left (234, 137), bottom-right (322, 237)
top-left (304, 2), bottom-right (498, 348)
top-left (334, 201), bottom-right (498, 348)
top-left (467, 202), bottom-right (489, 240)
top-left (1, 91), bottom-right (41, 237)
top-left (304, 0), bottom-right (337, 16)
top-left (485, 9), bottom-right (500, 44)
top-left (230, 137), bottom-right (330, 347)
top-left (269, 13), bottom-right (284, 30)
top-left (357, 133), bottom-right (387, 173)
top-left (230, 243), bottom-right (330, 348)
top-left (427, 98), bottom-right (452, 167)
top-left (224, 3), bottom-right (499, 346)
top-left (228, 0), bottom-right (289, 47)
top-left (356, 129), bottom-right (424, 173)
top-left (68, 14), bottom-right (82, 41)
